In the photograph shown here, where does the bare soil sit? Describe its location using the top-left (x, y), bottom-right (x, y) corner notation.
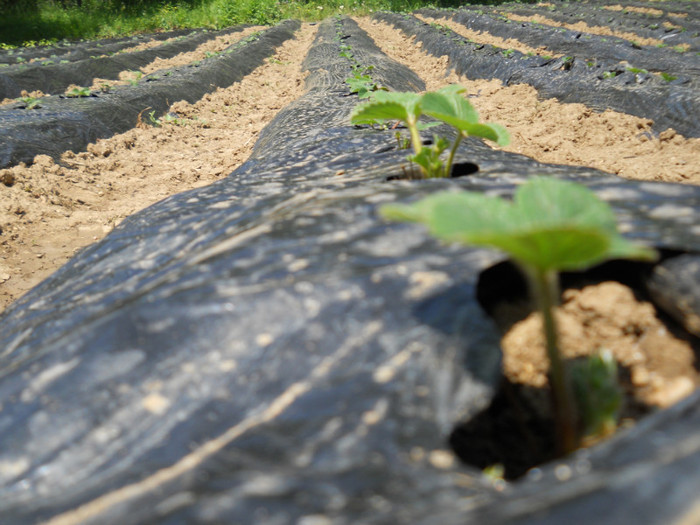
top-left (416, 14), bottom-right (563, 58)
top-left (92, 26), bottom-right (266, 90)
top-left (500, 281), bottom-right (698, 409)
top-left (502, 12), bottom-right (666, 47)
top-left (602, 5), bottom-right (665, 16)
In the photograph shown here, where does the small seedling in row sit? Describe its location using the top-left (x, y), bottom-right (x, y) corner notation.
top-left (346, 74), bottom-right (385, 98)
top-left (660, 72), bottom-right (678, 82)
top-left (395, 130), bottom-right (411, 150)
top-left (65, 86), bottom-right (92, 98)
top-left (502, 48), bottom-right (515, 58)
top-left (380, 177), bottom-right (657, 453)
top-left (127, 70), bottom-right (143, 86)
top-left (16, 96), bottom-right (41, 109)
top-left (351, 85), bottom-right (508, 178)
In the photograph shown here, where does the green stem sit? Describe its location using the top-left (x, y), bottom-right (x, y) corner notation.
top-left (445, 132), bottom-right (463, 178)
top-left (527, 267), bottom-right (578, 455)
top-left (407, 119), bottom-right (422, 156)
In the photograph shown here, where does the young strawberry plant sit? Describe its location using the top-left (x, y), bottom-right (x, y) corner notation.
top-left (65, 86), bottom-right (92, 98)
top-left (346, 65), bottom-right (386, 99)
top-left (16, 95), bottom-right (41, 109)
top-left (380, 177), bottom-right (657, 453)
top-left (350, 85), bottom-right (509, 178)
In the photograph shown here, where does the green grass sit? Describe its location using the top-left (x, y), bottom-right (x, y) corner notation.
top-left (0, 0), bottom-right (524, 46)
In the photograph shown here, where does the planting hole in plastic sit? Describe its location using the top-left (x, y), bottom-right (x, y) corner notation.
top-left (449, 258), bottom-right (694, 480)
top-left (450, 161), bottom-right (479, 178)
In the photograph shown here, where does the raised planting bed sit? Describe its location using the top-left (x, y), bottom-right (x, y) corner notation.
top-left (0, 27), bottom-right (197, 66)
top-left (0, 25), bottom-right (250, 100)
top-left (373, 12), bottom-right (700, 138)
top-left (418, 6), bottom-right (699, 82)
top-left (497, 0), bottom-right (700, 52)
top-left (0, 20), bottom-right (300, 169)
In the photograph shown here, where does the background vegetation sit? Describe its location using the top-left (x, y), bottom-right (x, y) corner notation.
top-left (0, 0), bottom-right (512, 46)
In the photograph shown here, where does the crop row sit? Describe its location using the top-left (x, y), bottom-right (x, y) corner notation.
top-left (0, 27), bottom-right (198, 66)
top-left (0, 25), bottom-right (253, 100)
top-left (0, 21), bottom-right (299, 169)
top-left (375, 11), bottom-right (699, 138)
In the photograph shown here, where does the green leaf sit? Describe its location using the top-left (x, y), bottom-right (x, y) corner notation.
top-left (421, 88), bottom-right (480, 125)
top-left (572, 350), bottom-right (622, 438)
top-left (350, 91), bottom-right (421, 126)
top-left (380, 177), bottom-right (657, 272)
top-left (421, 87), bottom-right (510, 146)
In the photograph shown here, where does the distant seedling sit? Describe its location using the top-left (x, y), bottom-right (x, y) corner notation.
top-left (660, 72), bottom-right (678, 82)
top-left (65, 86), bottom-right (92, 98)
top-left (127, 70), bottom-right (143, 86)
top-left (380, 177), bottom-right (657, 453)
top-left (16, 95), bottom-right (41, 109)
top-left (346, 65), bottom-right (386, 99)
top-left (351, 85), bottom-right (509, 178)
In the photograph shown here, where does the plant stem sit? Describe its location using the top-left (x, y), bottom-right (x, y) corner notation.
top-left (445, 132), bottom-right (463, 178)
top-left (407, 120), bottom-right (422, 156)
top-left (527, 267), bottom-right (578, 455)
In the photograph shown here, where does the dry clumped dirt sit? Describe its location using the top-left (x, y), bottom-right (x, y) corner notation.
top-left (1, 16), bottom-right (699, 414)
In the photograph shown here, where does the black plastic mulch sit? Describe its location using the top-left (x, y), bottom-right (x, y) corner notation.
top-left (0, 25), bottom-right (251, 100)
top-left (0, 27), bottom-right (197, 66)
top-left (419, 6), bottom-right (699, 82)
top-left (498, 0), bottom-right (700, 52)
top-left (1, 13), bottom-right (700, 525)
top-left (374, 12), bottom-right (700, 138)
top-left (0, 21), bottom-right (298, 169)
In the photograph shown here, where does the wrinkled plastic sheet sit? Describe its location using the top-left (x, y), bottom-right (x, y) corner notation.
top-left (418, 7), bottom-right (700, 82)
top-left (374, 12), bottom-right (700, 138)
top-left (0, 20), bottom-right (299, 169)
top-left (0, 27), bottom-right (197, 65)
top-left (0, 25), bottom-right (250, 99)
top-left (498, 1), bottom-right (700, 52)
top-left (0, 14), bottom-right (699, 525)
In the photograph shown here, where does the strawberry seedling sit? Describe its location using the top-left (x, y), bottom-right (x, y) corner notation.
top-left (380, 177), bottom-right (657, 452)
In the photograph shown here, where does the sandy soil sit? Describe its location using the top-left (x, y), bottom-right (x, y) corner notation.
top-left (502, 12), bottom-right (666, 47)
top-left (416, 14), bottom-right (563, 58)
top-left (500, 281), bottom-right (698, 409)
top-left (92, 26), bottom-right (267, 90)
top-left (602, 5), bottom-right (665, 16)
top-left (0, 23), bottom-right (316, 311)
